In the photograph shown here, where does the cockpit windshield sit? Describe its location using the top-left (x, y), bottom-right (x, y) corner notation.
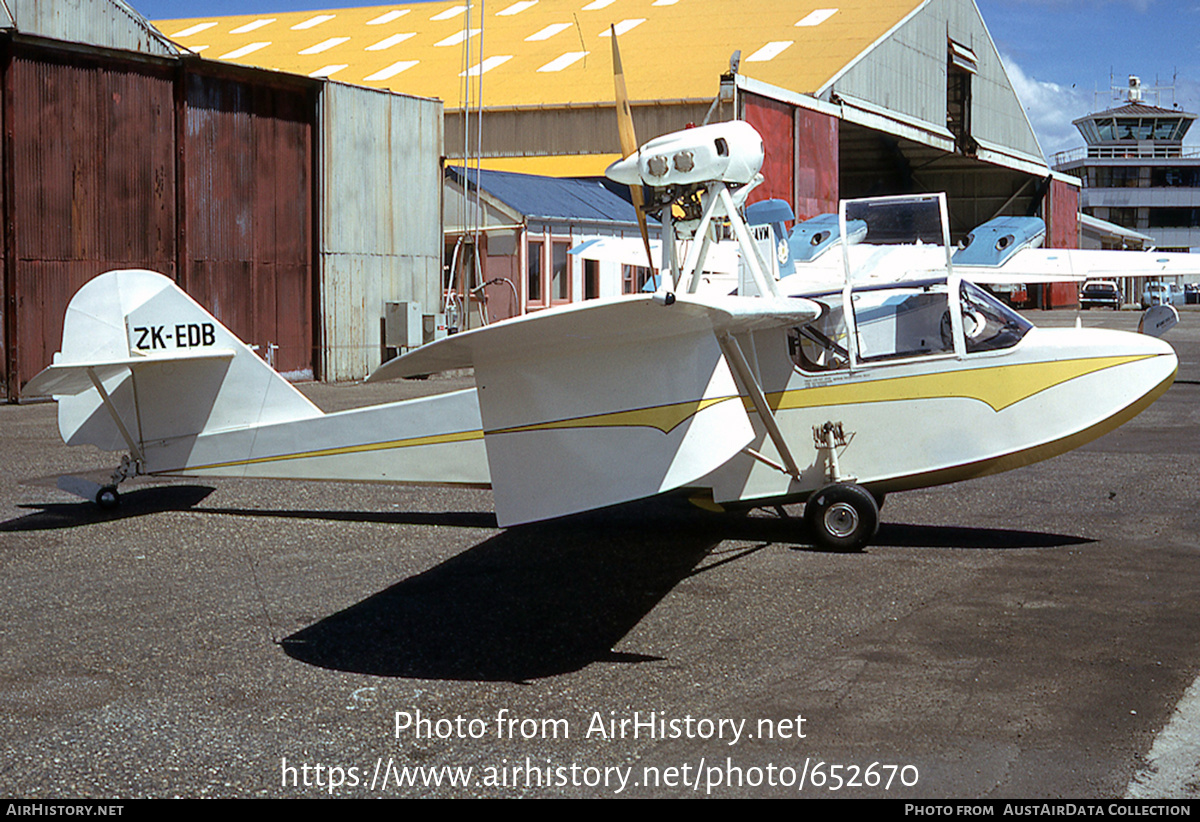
top-left (787, 194), bottom-right (1031, 372)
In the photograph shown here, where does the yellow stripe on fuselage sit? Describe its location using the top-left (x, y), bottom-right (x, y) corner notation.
top-left (176, 429), bottom-right (484, 473)
top-left (766, 354), bottom-right (1158, 413)
top-left (485, 395), bottom-right (738, 436)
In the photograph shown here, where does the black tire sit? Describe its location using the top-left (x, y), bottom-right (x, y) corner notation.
top-left (96, 486), bottom-right (120, 510)
top-left (804, 483), bottom-right (880, 551)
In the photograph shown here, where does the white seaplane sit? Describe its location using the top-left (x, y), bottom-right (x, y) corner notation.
top-left (23, 115), bottom-right (1178, 550)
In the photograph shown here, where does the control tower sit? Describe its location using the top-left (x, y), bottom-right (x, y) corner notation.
top-left (1053, 76), bottom-right (1198, 252)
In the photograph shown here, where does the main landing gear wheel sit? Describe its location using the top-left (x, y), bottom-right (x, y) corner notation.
top-left (804, 483), bottom-right (879, 551)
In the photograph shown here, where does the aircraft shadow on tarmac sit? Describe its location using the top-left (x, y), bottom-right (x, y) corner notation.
top-left (280, 500), bottom-right (721, 682)
top-left (0, 485), bottom-right (1091, 681)
top-left (277, 500), bottom-right (1092, 683)
top-left (0, 485), bottom-right (215, 531)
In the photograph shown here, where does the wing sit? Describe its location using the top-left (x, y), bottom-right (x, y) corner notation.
top-left (957, 247), bottom-right (1200, 285)
top-left (369, 294), bottom-right (822, 526)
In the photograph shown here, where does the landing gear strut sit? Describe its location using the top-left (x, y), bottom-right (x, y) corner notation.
top-left (804, 482), bottom-right (879, 551)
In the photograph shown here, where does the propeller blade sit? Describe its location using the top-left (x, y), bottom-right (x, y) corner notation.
top-left (611, 26), bottom-right (655, 274)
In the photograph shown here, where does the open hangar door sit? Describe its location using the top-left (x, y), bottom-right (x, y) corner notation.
top-left (838, 120), bottom-right (1052, 246)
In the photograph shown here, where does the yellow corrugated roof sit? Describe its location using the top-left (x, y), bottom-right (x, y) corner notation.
top-left (473, 153), bottom-right (621, 175)
top-left (157, 1), bottom-right (924, 108)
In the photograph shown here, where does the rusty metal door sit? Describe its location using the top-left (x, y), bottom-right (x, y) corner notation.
top-left (6, 48), bottom-right (175, 399)
top-left (182, 71), bottom-right (315, 379)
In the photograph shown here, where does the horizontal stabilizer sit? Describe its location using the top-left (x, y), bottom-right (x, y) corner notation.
top-left (24, 350), bottom-right (235, 397)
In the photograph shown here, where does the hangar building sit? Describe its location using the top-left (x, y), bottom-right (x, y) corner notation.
top-left (2, 0), bottom-right (443, 400)
top-left (160, 0), bottom-right (1082, 314)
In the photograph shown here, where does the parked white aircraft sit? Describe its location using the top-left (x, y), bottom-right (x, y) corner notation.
top-left (23, 119), bottom-right (1178, 550)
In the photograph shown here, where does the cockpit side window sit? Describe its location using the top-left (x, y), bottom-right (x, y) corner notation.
top-left (788, 281), bottom-right (1030, 372)
top-left (851, 284), bottom-right (953, 362)
top-left (788, 296), bottom-right (850, 372)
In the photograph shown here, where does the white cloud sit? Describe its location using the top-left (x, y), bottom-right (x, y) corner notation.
top-left (1001, 53), bottom-right (1091, 159)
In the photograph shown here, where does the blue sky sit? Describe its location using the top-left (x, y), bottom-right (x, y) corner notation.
top-left (129, 0), bottom-right (1199, 158)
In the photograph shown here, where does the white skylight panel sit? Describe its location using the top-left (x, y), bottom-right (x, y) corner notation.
top-left (746, 41), bottom-right (793, 61)
top-left (460, 55), bottom-right (513, 76)
top-left (364, 61), bottom-right (420, 81)
top-left (367, 10), bottom-right (411, 25)
top-left (436, 28), bottom-right (482, 47)
top-left (366, 33), bottom-right (416, 51)
top-left (308, 64), bottom-right (348, 78)
top-left (599, 19), bottom-right (645, 36)
top-left (292, 14), bottom-right (335, 30)
top-left (218, 42), bottom-right (271, 60)
top-left (171, 22), bottom-right (217, 38)
top-left (526, 23), bottom-right (571, 41)
top-left (498, 1), bottom-right (538, 14)
top-left (188, 45), bottom-right (210, 53)
top-left (652, 0), bottom-right (679, 5)
top-left (230, 19), bottom-right (275, 34)
top-left (582, 0), bottom-right (615, 9)
top-left (299, 37), bottom-right (350, 55)
top-left (431, 5), bottom-right (468, 20)
top-left (795, 8), bottom-right (838, 27)
top-left (537, 51), bottom-right (588, 72)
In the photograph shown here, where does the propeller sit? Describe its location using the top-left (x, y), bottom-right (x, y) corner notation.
top-left (610, 26), bottom-right (656, 275)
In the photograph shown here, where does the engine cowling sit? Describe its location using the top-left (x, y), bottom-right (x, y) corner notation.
top-left (606, 120), bottom-right (764, 189)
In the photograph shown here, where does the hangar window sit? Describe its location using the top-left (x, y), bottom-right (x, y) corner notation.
top-left (947, 39), bottom-right (976, 153)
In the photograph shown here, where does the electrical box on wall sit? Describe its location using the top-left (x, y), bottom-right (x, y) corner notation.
top-left (384, 302), bottom-right (423, 349)
top-left (423, 313), bottom-right (449, 344)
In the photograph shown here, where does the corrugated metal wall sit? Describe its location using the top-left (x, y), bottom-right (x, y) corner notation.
top-left (1048, 178), bottom-right (1080, 250)
top-left (3, 0), bottom-right (179, 57)
top-left (2, 11), bottom-right (446, 398)
top-left (795, 106), bottom-right (840, 220)
top-left (182, 71), bottom-right (315, 380)
top-left (742, 93), bottom-right (795, 211)
top-left (320, 82), bottom-right (442, 381)
top-left (6, 46), bottom-right (176, 399)
top-left (444, 103), bottom-right (709, 162)
top-left (828, 0), bottom-right (1043, 162)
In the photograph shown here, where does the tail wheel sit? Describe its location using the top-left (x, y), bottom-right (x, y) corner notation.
top-left (804, 483), bottom-right (879, 551)
top-left (95, 486), bottom-right (120, 510)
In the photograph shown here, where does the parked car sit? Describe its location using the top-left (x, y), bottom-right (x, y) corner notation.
top-left (1141, 281), bottom-right (1182, 309)
top-left (1185, 283), bottom-right (1200, 305)
top-left (1079, 280), bottom-right (1122, 310)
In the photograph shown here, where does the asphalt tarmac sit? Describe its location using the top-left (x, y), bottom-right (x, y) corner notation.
top-left (1, 308), bottom-right (1198, 799)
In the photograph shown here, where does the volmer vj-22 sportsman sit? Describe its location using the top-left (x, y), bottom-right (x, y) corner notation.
top-left (25, 119), bottom-right (1179, 550)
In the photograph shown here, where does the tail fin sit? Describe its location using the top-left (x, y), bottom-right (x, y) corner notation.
top-left (25, 270), bottom-right (321, 468)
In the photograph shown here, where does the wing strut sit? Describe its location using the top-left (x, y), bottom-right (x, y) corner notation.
top-left (717, 332), bottom-right (800, 478)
